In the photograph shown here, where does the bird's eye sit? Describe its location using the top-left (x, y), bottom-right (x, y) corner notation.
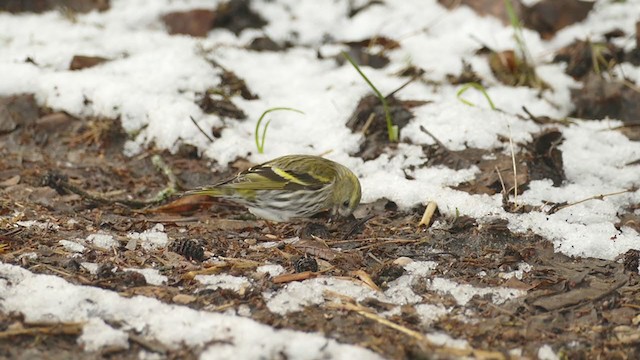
top-left (342, 200), bottom-right (350, 208)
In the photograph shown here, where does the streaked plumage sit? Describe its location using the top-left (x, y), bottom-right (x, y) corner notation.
top-left (186, 154), bottom-right (362, 222)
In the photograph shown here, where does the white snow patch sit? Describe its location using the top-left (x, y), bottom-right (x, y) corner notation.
top-left (256, 264), bottom-right (286, 277)
top-left (86, 233), bottom-right (118, 249)
top-left (499, 262), bottom-right (533, 280)
top-left (414, 304), bottom-right (450, 327)
top-left (429, 278), bottom-right (525, 306)
top-left (426, 332), bottom-right (470, 350)
top-left (124, 268), bottom-right (167, 286)
top-left (196, 274), bottom-right (251, 294)
top-left (78, 318), bottom-right (129, 352)
top-left (538, 344), bottom-right (559, 360)
top-left (265, 277), bottom-right (379, 315)
top-left (16, 220), bottom-right (59, 230)
top-left (81, 262), bottom-right (99, 275)
top-left (127, 224), bottom-right (168, 251)
top-left (59, 240), bottom-right (85, 253)
top-left (0, 263), bottom-right (382, 359)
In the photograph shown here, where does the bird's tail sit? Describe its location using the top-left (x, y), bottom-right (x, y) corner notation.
top-left (184, 188), bottom-right (225, 197)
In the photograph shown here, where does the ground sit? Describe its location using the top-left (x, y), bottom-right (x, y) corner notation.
top-left (1, 0), bottom-right (640, 359)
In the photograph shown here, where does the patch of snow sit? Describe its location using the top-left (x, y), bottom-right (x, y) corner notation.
top-left (127, 224), bottom-right (168, 251)
top-left (429, 278), bottom-right (525, 306)
top-left (78, 317), bottom-right (129, 352)
top-left (538, 344), bottom-right (559, 360)
top-left (0, 264), bottom-right (381, 359)
top-left (124, 268), bottom-right (168, 286)
top-left (403, 261), bottom-right (439, 277)
top-left (426, 332), bottom-right (470, 349)
top-left (16, 220), bottom-right (59, 230)
top-left (81, 262), bottom-right (99, 275)
top-left (59, 240), bottom-right (85, 253)
top-left (86, 233), bottom-right (118, 249)
top-left (499, 263), bottom-right (533, 280)
top-left (196, 274), bottom-right (251, 294)
top-left (256, 264), bottom-right (286, 277)
top-left (265, 277), bottom-right (380, 315)
top-left (414, 304), bottom-right (450, 327)
top-left (18, 252), bottom-right (38, 261)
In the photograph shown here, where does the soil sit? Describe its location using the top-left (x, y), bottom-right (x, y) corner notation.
top-left (1, 103), bottom-right (639, 359)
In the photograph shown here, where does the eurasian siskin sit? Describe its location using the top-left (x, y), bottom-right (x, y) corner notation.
top-left (186, 154), bottom-right (362, 222)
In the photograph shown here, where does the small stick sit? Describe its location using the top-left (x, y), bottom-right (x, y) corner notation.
top-left (418, 201), bottom-right (437, 227)
top-left (330, 301), bottom-right (427, 341)
top-left (494, 165), bottom-right (508, 199)
top-left (419, 125), bottom-right (450, 152)
top-left (190, 116), bottom-right (214, 143)
top-left (342, 214), bottom-right (375, 240)
top-left (0, 323), bottom-right (83, 339)
top-left (129, 333), bottom-right (169, 355)
top-left (350, 269), bottom-right (381, 292)
top-left (367, 252), bottom-right (384, 265)
top-left (385, 73), bottom-right (422, 99)
top-left (505, 118), bottom-right (519, 206)
top-left (360, 112), bottom-right (376, 135)
top-left (272, 271), bottom-right (317, 284)
top-left (547, 189), bottom-right (634, 215)
top-left (354, 239), bottom-right (422, 251)
top-left (419, 125), bottom-right (471, 168)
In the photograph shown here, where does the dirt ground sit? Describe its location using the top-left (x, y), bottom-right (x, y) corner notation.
top-left (2, 0), bottom-right (640, 359)
top-left (1, 100), bottom-right (639, 359)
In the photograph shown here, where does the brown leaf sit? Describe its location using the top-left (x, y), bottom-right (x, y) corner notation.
top-left (522, 0), bottom-right (594, 40)
top-left (438, 0), bottom-right (522, 24)
top-left (69, 55), bottom-right (109, 70)
top-left (0, 0), bottom-right (109, 13)
top-left (526, 129), bottom-right (565, 186)
top-left (163, 9), bottom-right (217, 37)
top-left (571, 74), bottom-right (640, 123)
top-left (0, 175), bottom-right (20, 188)
top-left (0, 94), bottom-right (38, 134)
top-left (502, 276), bottom-right (534, 290)
top-left (149, 195), bottom-right (215, 214)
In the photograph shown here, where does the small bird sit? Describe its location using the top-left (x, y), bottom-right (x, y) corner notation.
top-left (186, 154), bottom-right (362, 222)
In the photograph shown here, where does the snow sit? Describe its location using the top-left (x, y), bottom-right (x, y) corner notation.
top-left (538, 344), bottom-right (559, 360)
top-left (256, 264), bottom-right (286, 277)
top-left (1, 0), bottom-right (640, 357)
top-left (125, 268), bottom-right (168, 286)
top-left (196, 274), bottom-right (251, 293)
top-left (0, 264), bottom-right (382, 359)
top-left (59, 240), bottom-right (86, 253)
top-left (16, 220), bottom-right (59, 230)
top-left (265, 261), bottom-right (522, 315)
top-left (127, 224), bottom-right (169, 250)
top-left (429, 277), bottom-right (525, 306)
top-left (78, 318), bottom-right (129, 352)
top-left (86, 233), bottom-right (118, 249)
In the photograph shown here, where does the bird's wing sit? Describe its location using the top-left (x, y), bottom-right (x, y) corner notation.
top-left (226, 164), bottom-right (329, 191)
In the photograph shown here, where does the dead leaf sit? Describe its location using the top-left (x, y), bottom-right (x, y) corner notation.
top-left (571, 74), bottom-right (640, 123)
top-left (162, 9), bottom-right (217, 37)
top-left (0, 175), bottom-right (20, 188)
top-left (172, 294), bottom-right (197, 304)
top-left (149, 194), bottom-right (215, 214)
top-left (522, 0), bottom-right (594, 40)
top-left (69, 55), bottom-right (109, 70)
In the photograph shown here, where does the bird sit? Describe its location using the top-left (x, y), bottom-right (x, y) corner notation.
top-left (185, 154), bottom-right (362, 222)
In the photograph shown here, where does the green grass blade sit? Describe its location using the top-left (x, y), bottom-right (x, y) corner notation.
top-left (456, 82), bottom-right (496, 110)
top-left (255, 107), bottom-right (304, 154)
top-left (341, 51), bottom-right (398, 142)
